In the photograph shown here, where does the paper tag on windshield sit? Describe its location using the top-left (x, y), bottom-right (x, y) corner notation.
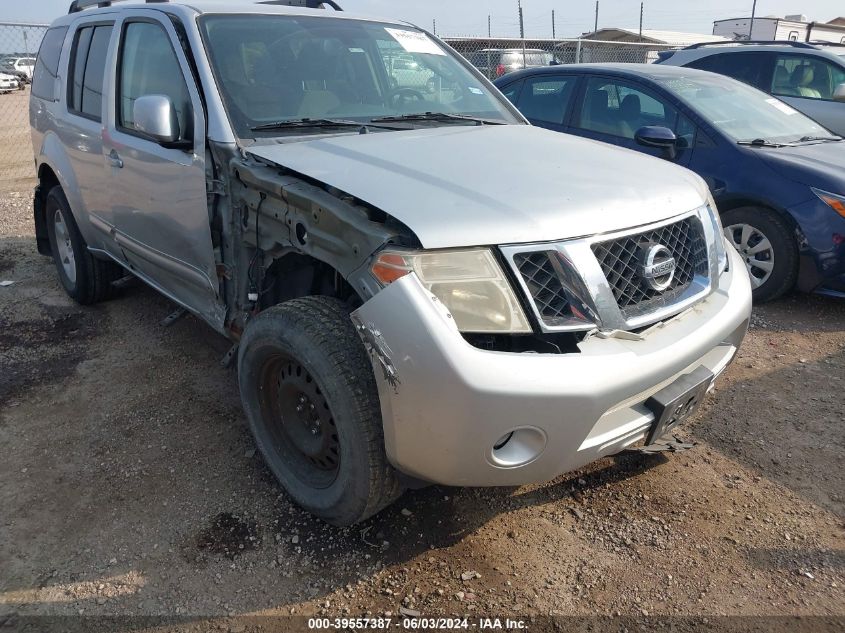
top-left (385, 28), bottom-right (446, 56)
top-left (766, 98), bottom-right (798, 115)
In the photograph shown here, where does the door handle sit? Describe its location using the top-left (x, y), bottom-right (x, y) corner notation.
top-left (107, 150), bottom-right (123, 169)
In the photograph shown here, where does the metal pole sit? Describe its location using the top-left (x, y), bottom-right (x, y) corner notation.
top-left (749, 0), bottom-right (757, 39)
top-left (23, 30), bottom-right (29, 55)
top-left (518, 0), bottom-right (525, 67)
top-left (432, 19), bottom-right (436, 35)
top-left (552, 9), bottom-right (556, 39)
top-left (594, 1), bottom-right (599, 33)
top-left (639, 2), bottom-right (644, 39)
top-left (576, 38), bottom-right (582, 63)
top-left (488, 14), bottom-right (491, 38)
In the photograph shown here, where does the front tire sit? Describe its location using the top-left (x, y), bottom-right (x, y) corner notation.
top-left (238, 296), bottom-right (403, 526)
top-left (721, 207), bottom-right (798, 303)
top-left (45, 186), bottom-right (123, 305)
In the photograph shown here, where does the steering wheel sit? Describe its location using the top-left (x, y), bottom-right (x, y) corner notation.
top-left (388, 87), bottom-right (427, 108)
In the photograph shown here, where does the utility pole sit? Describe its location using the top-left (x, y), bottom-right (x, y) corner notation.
top-left (488, 14), bottom-right (491, 38)
top-left (552, 9), bottom-right (556, 39)
top-left (594, 1), bottom-right (599, 33)
top-left (432, 19), bottom-right (436, 35)
top-left (518, 0), bottom-right (525, 39)
top-left (749, 0), bottom-right (757, 39)
top-left (639, 2), bottom-right (644, 39)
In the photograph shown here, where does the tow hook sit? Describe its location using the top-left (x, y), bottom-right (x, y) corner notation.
top-left (624, 435), bottom-right (697, 455)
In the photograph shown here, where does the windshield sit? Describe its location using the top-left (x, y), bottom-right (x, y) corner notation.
top-left (200, 15), bottom-right (519, 137)
top-left (656, 72), bottom-right (832, 144)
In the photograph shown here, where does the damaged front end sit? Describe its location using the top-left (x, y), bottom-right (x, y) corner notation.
top-left (351, 253), bottom-right (750, 488)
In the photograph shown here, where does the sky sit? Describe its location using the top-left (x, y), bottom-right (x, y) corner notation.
top-left (2, 0), bottom-right (843, 38)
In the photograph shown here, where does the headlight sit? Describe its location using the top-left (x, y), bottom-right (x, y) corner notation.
top-left (705, 196), bottom-right (729, 274)
top-left (812, 188), bottom-right (845, 218)
top-left (371, 248), bottom-right (532, 333)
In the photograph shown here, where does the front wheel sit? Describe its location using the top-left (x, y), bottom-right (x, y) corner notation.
top-left (721, 207), bottom-right (798, 303)
top-left (237, 296), bottom-right (403, 526)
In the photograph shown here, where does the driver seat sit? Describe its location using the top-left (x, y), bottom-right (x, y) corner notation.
top-left (791, 65), bottom-right (821, 98)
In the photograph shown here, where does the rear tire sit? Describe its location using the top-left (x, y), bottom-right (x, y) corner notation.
top-left (238, 296), bottom-right (403, 526)
top-left (45, 186), bottom-right (123, 305)
top-left (721, 206), bottom-right (798, 303)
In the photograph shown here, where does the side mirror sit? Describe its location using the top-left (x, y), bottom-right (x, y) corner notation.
top-left (834, 83), bottom-right (845, 103)
top-left (133, 95), bottom-right (182, 146)
top-left (635, 125), bottom-right (678, 160)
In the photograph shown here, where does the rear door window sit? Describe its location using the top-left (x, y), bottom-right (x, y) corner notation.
top-left (687, 52), bottom-right (772, 89)
top-left (68, 24), bottom-right (113, 120)
top-left (516, 75), bottom-right (577, 125)
top-left (32, 26), bottom-right (68, 101)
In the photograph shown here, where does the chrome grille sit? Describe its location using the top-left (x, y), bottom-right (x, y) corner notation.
top-left (591, 217), bottom-right (708, 313)
top-left (513, 251), bottom-right (570, 323)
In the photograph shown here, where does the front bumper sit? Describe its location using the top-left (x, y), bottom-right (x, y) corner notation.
top-left (352, 247), bottom-right (752, 487)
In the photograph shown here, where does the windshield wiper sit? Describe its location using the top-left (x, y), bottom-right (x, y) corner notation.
top-left (736, 138), bottom-right (787, 148)
top-left (370, 112), bottom-right (506, 126)
top-left (250, 118), bottom-right (399, 132)
top-left (794, 135), bottom-right (843, 143)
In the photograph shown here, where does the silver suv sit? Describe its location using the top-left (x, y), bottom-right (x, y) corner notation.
top-left (658, 41), bottom-right (845, 135)
top-left (31, 0), bottom-right (751, 525)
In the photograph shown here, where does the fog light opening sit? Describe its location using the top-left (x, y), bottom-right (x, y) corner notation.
top-left (493, 432), bottom-right (514, 451)
top-left (490, 426), bottom-right (547, 468)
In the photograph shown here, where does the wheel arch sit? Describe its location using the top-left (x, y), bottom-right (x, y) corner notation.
top-left (258, 250), bottom-right (362, 311)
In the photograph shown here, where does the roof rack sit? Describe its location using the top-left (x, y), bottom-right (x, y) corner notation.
top-left (69, 0), bottom-right (342, 13)
top-left (808, 40), bottom-right (845, 47)
top-left (259, 0), bottom-right (342, 9)
top-left (69, 0), bottom-right (167, 12)
top-left (684, 40), bottom-right (818, 50)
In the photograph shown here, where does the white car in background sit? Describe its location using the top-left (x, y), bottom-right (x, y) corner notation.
top-left (0, 72), bottom-right (20, 93)
top-left (1, 56), bottom-right (36, 82)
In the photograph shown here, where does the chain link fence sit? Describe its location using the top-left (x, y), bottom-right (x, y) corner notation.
top-left (0, 23), bottom-right (47, 188)
top-left (444, 37), bottom-right (681, 80)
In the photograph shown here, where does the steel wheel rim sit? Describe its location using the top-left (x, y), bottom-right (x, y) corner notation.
top-left (259, 354), bottom-right (340, 489)
top-left (53, 209), bottom-right (77, 284)
top-left (724, 223), bottom-right (774, 289)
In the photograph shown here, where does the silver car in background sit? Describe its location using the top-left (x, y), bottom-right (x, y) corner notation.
top-left (658, 41), bottom-right (845, 135)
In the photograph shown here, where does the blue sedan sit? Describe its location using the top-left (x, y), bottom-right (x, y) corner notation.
top-left (495, 64), bottom-right (845, 301)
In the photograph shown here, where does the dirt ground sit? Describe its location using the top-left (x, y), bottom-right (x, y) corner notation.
top-left (0, 183), bottom-right (843, 633)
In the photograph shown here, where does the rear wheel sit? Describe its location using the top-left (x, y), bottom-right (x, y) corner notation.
top-left (238, 296), bottom-right (402, 526)
top-left (45, 186), bottom-right (123, 305)
top-left (721, 206), bottom-right (798, 303)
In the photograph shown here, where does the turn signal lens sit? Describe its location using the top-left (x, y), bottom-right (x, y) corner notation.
top-left (370, 252), bottom-right (412, 284)
top-left (812, 187), bottom-right (845, 218)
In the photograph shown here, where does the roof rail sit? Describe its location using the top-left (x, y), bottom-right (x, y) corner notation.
top-left (684, 40), bottom-right (818, 50)
top-left (69, 0), bottom-right (167, 12)
top-left (258, 0), bottom-right (343, 9)
top-left (69, 0), bottom-right (342, 12)
top-left (808, 40), bottom-right (845, 47)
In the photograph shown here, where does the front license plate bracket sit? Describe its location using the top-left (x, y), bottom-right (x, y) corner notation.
top-left (644, 366), bottom-right (714, 445)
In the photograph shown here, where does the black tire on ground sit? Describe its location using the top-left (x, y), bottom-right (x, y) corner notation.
top-left (721, 206), bottom-right (798, 303)
top-left (45, 185), bottom-right (123, 305)
top-left (237, 296), bottom-right (403, 526)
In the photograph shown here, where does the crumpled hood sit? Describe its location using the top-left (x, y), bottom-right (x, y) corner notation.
top-left (246, 125), bottom-right (709, 249)
top-left (756, 141), bottom-right (845, 194)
